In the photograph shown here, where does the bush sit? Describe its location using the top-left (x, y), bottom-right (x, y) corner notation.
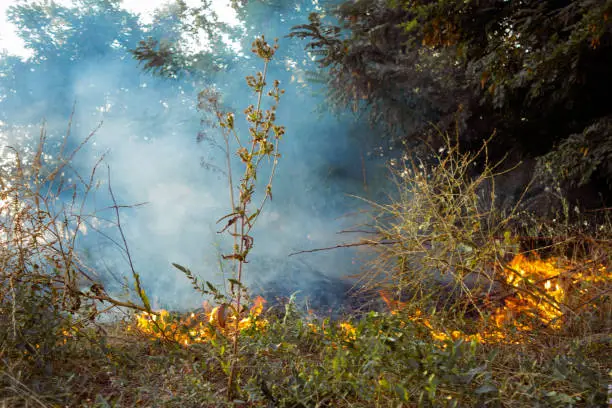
top-left (361, 134), bottom-right (523, 316)
top-left (0, 118), bottom-right (150, 405)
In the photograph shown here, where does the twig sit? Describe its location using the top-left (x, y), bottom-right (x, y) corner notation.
top-left (337, 229), bottom-right (378, 235)
top-left (107, 165), bottom-right (138, 282)
top-left (1, 372), bottom-right (48, 408)
top-left (289, 240), bottom-right (398, 256)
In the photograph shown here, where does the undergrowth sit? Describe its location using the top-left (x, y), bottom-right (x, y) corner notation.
top-left (1, 42), bottom-right (610, 408)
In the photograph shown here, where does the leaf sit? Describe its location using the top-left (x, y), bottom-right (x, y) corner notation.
top-left (394, 384), bottom-right (410, 401)
top-left (133, 273), bottom-right (151, 311)
top-left (222, 253), bottom-right (244, 261)
top-left (172, 263), bottom-right (191, 275)
top-left (206, 281), bottom-right (221, 295)
top-left (94, 395), bottom-right (112, 408)
top-left (247, 209), bottom-right (260, 224)
top-left (218, 216), bottom-right (238, 233)
top-left (462, 365), bottom-right (487, 384)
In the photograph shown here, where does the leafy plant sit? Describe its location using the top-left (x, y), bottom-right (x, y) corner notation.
top-left (172, 35), bottom-right (286, 400)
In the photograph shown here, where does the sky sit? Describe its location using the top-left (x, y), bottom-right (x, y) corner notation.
top-left (0, 0), bottom-right (239, 58)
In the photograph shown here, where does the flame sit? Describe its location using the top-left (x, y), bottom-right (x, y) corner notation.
top-left (131, 297), bottom-right (268, 346)
top-left (339, 322), bottom-right (357, 342)
top-left (379, 290), bottom-right (407, 314)
top-left (379, 290), bottom-right (481, 343)
top-left (130, 255), bottom-right (609, 348)
top-left (491, 254), bottom-right (594, 332)
top-left (379, 254), bottom-right (610, 343)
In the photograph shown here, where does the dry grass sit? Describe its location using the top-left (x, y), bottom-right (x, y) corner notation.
top-left (0, 115), bottom-right (155, 407)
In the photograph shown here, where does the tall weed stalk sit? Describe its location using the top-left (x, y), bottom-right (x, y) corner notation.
top-left (174, 35), bottom-right (285, 400)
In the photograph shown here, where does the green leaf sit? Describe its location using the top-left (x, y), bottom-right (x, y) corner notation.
top-left (394, 384), bottom-right (410, 401)
top-left (172, 263), bottom-right (191, 275)
top-left (462, 365), bottom-right (487, 384)
top-left (94, 395), bottom-right (112, 408)
top-left (206, 281), bottom-right (221, 295)
top-left (227, 278), bottom-right (243, 288)
top-left (247, 210), bottom-right (260, 224)
top-left (133, 273), bottom-right (151, 311)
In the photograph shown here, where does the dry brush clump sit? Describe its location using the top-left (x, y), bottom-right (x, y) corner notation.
top-left (349, 131), bottom-right (611, 405)
top-left (361, 134), bottom-right (524, 314)
top-left (0, 117), bottom-right (153, 406)
top-left (363, 131), bottom-right (610, 328)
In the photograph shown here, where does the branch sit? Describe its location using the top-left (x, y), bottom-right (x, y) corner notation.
top-left (288, 240), bottom-right (398, 256)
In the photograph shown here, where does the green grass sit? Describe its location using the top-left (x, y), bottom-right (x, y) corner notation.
top-left (1, 301), bottom-right (609, 407)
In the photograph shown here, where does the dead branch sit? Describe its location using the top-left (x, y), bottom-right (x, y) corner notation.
top-left (289, 240), bottom-right (398, 256)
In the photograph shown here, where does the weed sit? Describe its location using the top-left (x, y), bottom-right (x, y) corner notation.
top-left (172, 35), bottom-right (286, 401)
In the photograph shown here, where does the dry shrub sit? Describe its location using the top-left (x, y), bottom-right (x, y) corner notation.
top-left (0, 117), bottom-right (149, 405)
top-left (361, 131), bottom-right (611, 333)
top-left (361, 133), bottom-right (523, 314)
top-left (353, 132), bottom-right (611, 405)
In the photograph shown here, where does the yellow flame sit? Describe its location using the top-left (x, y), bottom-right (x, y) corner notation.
top-left (130, 255), bottom-right (609, 348)
top-left (379, 254), bottom-right (610, 343)
top-left (131, 297), bottom-right (268, 346)
top-left (340, 322), bottom-right (357, 342)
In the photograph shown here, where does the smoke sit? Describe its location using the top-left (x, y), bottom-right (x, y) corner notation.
top-left (0, 0), bottom-right (391, 311)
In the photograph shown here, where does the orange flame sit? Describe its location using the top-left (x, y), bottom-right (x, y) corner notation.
top-left (379, 290), bottom-right (407, 314)
top-left (490, 253), bottom-right (606, 332)
top-left (379, 254), bottom-right (610, 343)
top-left (131, 254), bottom-right (609, 348)
top-left (132, 297), bottom-right (268, 346)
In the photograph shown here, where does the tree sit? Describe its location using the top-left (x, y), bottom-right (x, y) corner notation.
top-left (2, 0), bottom-right (144, 119)
top-left (131, 0), bottom-right (237, 79)
top-left (0, 0), bottom-right (208, 137)
top-left (290, 0), bottom-right (612, 203)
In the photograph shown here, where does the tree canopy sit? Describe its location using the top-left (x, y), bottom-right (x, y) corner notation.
top-left (290, 0), bottom-right (612, 203)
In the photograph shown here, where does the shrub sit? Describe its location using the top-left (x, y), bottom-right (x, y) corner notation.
top-left (0, 117), bottom-right (151, 405)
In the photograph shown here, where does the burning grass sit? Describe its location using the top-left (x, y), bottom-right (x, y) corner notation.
top-left (491, 253), bottom-right (610, 333)
top-left (112, 253), bottom-right (609, 407)
top-left (130, 296), bottom-right (268, 346)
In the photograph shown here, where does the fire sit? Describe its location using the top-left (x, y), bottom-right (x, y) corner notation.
top-left (379, 254), bottom-right (610, 343)
top-left (130, 255), bottom-right (609, 348)
top-left (339, 322), bottom-right (357, 342)
top-left (132, 296), bottom-right (268, 346)
top-left (379, 290), bottom-right (482, 343)
top-left (379, 290), bottom-right (407, 314)
top-left (492, 253), bottom-right (610, 332)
